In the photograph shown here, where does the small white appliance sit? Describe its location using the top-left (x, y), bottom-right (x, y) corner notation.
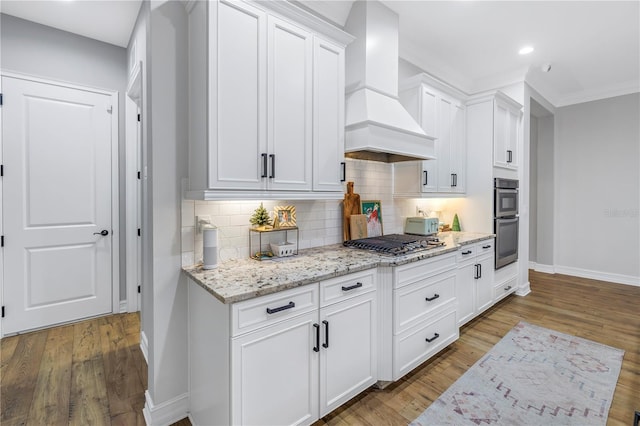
top-left (404, 217), bottom-right (439, 236)
top-left (202, 225), bottom-right (219, 269)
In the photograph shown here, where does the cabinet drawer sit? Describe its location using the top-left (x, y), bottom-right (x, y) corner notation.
top-left (476, 239), bottom-right (494, 256)
top-left (394, 271), bottom-right (456, 334)
top-left (394, 253), bottom-right (456, 289)
top-left (320, 269), bottom-right (375, 307)
top-left (393, 308), bottom-right (458, 380)
top-left (494, 277), bottom-right (517, 303)
top-left (456, 245), bottom-right (476, 263)
top-left (232, 284), bottom-right (319, 336)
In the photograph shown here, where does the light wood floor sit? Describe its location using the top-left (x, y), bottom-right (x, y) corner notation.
top-left (1, 271), bottom-right (638, 425)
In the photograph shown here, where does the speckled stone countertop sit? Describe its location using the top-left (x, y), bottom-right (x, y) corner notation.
top-left (183, 231), bottom-right (494, 304)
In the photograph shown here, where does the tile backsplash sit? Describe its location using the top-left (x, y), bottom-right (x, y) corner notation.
top-left (181, 159), bottom-right (465, 266)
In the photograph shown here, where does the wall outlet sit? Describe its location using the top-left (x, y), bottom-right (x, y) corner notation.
top-left (196, 215), bottom-right (211, 234)
top-left (416, 206), bottom-right (425, 217)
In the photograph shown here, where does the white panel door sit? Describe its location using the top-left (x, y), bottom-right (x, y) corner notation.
top-left (319, 293), bottom-right (377, 417)
top-left (313, 37), bottom-right (345, 192)
top-left (2, 76), bottom-right (114, 334)
top-left (209, 0), bottom-right (267, 189)
top-left (267, 16), bottom-right (313, 191)
top-left (231, 311), bottom-right (319, 426)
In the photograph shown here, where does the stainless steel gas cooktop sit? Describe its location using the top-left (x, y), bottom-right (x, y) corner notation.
top-left (343, 234), bottom-right (445, 256)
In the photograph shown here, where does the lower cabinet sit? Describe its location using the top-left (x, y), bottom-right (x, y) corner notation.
top-left (493, 260), bottom-right (518, 303)
top-left (456, 240), bottom-right (495, 326)
top-left (188, 269), bottom-right (377, 426)
top-left (387, 252), bottom-right (460, 381)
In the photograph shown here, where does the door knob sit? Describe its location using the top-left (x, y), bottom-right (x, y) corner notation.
top-left (93, 230), bottom-right (109, 236)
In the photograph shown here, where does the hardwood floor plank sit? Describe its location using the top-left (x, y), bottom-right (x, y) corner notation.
top-left (0, 329), bottom-right (48, 426)
top-left (68, 318), bottom-right (111, 426)
top-left (26, 325), bottom-right (74, 425)
top-left (100, 315), bottom-right (142, 417)
top-left (0, 334), bottom-right (19, 379)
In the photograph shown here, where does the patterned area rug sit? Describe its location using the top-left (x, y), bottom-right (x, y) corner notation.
top-left (412, 321), bottom-right (624, 425)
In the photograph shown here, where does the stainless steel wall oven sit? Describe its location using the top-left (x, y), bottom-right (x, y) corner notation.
top-left (494, 178), bottom-right (519, 269)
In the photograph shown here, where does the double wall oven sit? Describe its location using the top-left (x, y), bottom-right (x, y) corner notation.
top-left (494, 178), bottom-right (519, 269)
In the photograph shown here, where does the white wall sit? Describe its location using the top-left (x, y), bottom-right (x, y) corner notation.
top-left (1, 13), bottom-right (130, 299)
top-left (555, 93), bottom-right (640, 283)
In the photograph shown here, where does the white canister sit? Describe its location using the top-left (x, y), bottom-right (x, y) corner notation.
top-left (202, 225), bottom-right (219, 269)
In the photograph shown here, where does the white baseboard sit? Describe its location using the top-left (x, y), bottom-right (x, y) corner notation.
top-left (140, 330), bottom-right (149, 364)
top-left (533, 263), bottom-right (555, 274)
top-left (516, 281), bottom-right (531, 296)
top-left (119, 300), bottom-right (128, 313)
top-left (553, 265), bottom-right (639, 287)
top-left (143, 390), bottom-right (189, 426)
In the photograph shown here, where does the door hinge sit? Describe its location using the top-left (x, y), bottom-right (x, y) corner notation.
top-left (137, 113), bottom-right (141, 122)
top-left (137, 228), bottom-right (141, 237)
top-left (1, 306), bottom-right (5, 318)
top-left (0, 93), bottom-right (3, 106)
top-left (137, 171), bottom-right (141, 180)
top-left (138, 285), bottom-right (141, 294)
top-left (1, 236), bottom-right (4, 247)
top-left (1, 164), bottom-right (3, 177)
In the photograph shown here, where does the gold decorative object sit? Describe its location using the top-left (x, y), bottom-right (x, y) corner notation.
top-left (274, 205), bottom-right (296, 228)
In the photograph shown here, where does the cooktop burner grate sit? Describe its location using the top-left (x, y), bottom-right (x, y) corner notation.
top-left (343, 234), bottom-right (444, 255)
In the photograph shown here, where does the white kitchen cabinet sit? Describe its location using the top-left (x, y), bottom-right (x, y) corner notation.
top-left (395, 73), bottom-right (466, 197)
top-left (232, 311), bottom-right (319, 426)
top-left (266, 16), bottom-right (313, 191)
top-left (319, 290), bottom-right (376, 416)
top-left (456, 239), bottom-right (495, 326)
top-left (188, 268), bottom-right (376, 426)
top-left (187, 0), bottom-right (352, 200)
top-left (493, 94), bottom-right (522, 171)
top-left (313, 37), bottom-right (347, 192)
top-left (493, 260), bottom-right (518, 303)
top-left (376, 252), bottom-right (459, 381)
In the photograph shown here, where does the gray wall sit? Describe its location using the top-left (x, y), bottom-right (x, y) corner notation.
top-left (536, 115), bottom-right (554, 266)
top-left (147, 0), bottom-right (189, 407)
top-left (555, 93), bottom-right (640, 279)
top-left (529, 116), bottom-right (538, 263)
top-left (1, 14), bottom-right (129, 300)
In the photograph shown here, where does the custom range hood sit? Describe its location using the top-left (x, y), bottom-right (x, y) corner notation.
top-left (344, 1), bottom-right (435, 163)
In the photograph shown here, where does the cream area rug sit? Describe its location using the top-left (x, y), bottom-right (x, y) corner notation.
top-left (412, 321), bottom-right (624, 425)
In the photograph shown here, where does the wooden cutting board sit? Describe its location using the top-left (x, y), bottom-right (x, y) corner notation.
top-left (343, 181), bottom-right (361, 241)
top-left (349, 214), bottom-right (367, 240)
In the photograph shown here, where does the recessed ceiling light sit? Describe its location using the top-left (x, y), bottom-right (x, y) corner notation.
top-left (519, 46), bottom-right (534, 55)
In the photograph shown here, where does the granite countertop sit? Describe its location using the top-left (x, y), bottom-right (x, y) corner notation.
top-left (183, 231), bottom-right (494, 304)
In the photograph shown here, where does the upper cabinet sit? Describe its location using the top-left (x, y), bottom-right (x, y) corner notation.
top-left (394, 74), bottom-right (466, 197)
top-left (186, 0), bottom-right (353, 200)
top-left (493, 94), bottom-right (522, 171)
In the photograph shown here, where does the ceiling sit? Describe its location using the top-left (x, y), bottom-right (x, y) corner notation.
top-left (299, 0), bottom-right (640, 107)
top-left (0, 0), bottom-right (142, 48)
top-left (1, 1), bottom-right (637, 107)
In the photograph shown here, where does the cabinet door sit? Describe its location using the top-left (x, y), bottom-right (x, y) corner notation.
top-left (268, 16), bottom-right (313, 191)
top-left (231, 311), bottom-right (319, 426)
top-left (319, 293), bottom-right (377, 417)
top-left (493, 97), bottom-right (519, 170)
top-left (450, 102), bottom-right (466, 193)
top-left (506, 107), bottom-right (520, 169)
top-left (436, 97), bottom-right (453, 192)
top-left (210, 0), bottom-right (267, 189)
top-left (455, 262), bottom-right (475, 326)
top-left (313, 37), bottom-right (345, 192)
top-left (475, 256), bottom-right (495, 314)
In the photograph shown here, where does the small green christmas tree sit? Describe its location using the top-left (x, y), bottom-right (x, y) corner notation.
top-left (452, 213), bottom-right (461, 231)
top-left (250, 203), bottom-right (271, 229)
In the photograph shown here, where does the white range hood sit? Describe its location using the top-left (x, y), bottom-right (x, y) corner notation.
top-left (344, 1), bottom-right (435, 163)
